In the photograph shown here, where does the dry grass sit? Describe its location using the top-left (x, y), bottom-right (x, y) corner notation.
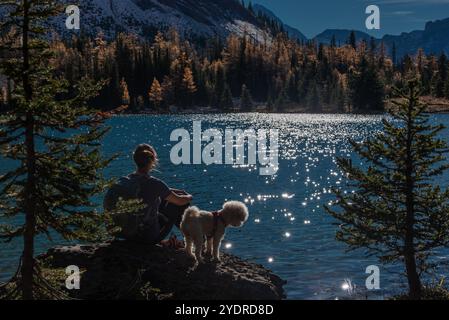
top-left (392, 286), bottom-right (449, 300)
top-left (387, 96), bottom-right (449, 114)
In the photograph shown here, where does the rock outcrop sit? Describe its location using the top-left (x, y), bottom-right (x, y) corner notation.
top-left (38, 241), bottom-right (286, 300)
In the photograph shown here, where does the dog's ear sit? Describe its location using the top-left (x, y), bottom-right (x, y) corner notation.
top-left (223, 201), bottom-right (249, 223)
top-left (240, 206), bottom-right (249, 222)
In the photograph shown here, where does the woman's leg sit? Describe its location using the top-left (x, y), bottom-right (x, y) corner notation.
top-left (156, 200), bottom-right (190, 242)
top-left (159, 200), bottom-right (189, 229)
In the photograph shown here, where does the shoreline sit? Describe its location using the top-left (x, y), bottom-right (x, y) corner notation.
top-left (109, 97), bottom-right (449, 116)
top-left (116, 109), bottom-right (449, 116)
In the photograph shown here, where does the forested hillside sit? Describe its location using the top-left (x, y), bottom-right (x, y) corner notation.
top-left (1, 29), bottom-right (449, 113)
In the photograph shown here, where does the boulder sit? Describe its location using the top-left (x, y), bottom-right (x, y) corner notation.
top-left (38, 241), bottom-right (286, 300)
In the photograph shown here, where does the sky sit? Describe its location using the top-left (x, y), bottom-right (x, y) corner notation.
top-left (253, 0), bottom-right (449, 38)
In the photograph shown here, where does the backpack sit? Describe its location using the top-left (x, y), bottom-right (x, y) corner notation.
top-left (103, 175), bottom-right (148, 239)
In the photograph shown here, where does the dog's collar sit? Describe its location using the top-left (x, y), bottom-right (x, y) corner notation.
top-left (207, 211), bottom-right (226, 239)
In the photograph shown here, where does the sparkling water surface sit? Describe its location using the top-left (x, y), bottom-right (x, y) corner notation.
top-left (1, 113), bottom-right (449, 299)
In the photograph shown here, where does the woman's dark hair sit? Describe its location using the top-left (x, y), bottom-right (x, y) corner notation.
top-left (133, 144), bottom-right (158, 170)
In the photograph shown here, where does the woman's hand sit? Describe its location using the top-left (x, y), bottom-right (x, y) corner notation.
top-left (166, 191), bottom-right (193, 206)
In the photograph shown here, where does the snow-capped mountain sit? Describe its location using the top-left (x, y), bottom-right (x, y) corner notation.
top-left (53, 0), bottom-right (270, 41)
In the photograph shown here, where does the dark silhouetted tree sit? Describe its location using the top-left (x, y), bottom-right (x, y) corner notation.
top-left (348, 31), bottom-right (356, 49)
top-left (326, 80), bottom-right (449, 300)
top-left (349, 56), bottom-right (385, 112)
top-left (149, 77), bottom-right (163, 109)
top-left (220, 85), bottom-right (234, 111)
top-left (0, 0), bottom-right (113, 299)
top-left (240, 84), bottom-right (253, 111)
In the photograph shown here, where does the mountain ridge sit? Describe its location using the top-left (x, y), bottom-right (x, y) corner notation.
top-left (382, 17), bottom-right (449, 57)
top-left (313, 29), bottom-right (372, 46)
top-left (313, 17), bottom-right (449, 56)
top-left (52, 0), bottom-right (271, 41)
top-left (3, 0), bottom-right (447, 57)
top-left (252, 4), bottom-right (307, 42)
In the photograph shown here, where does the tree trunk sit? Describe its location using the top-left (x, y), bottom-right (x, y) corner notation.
top-left (404, 249), bottom-right (421, 299)
top-left (22, 114), bottom-right (37, 300)
top-left (21, 0), bottom-right (37, 300)
top-left (404, 88), bottom-right (422, 300)
top-left (404, 159), bottom-right (422, 300)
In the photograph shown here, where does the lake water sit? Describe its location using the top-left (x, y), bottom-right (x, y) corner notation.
top-left (1, 113), bottom-right (449, 300)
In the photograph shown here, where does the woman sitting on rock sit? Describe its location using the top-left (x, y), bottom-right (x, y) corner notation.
top-left (104, 144), bottom-right (192, 247)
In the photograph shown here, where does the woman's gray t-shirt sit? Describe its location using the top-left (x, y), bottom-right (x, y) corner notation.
top-left (128, 173), bottom-right (171, 241)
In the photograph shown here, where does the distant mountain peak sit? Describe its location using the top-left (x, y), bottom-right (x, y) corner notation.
top-left (313, 20), bottom-right (449, 57)
top-left (252, 3), bottom-right (307, 42)
top-left (314, 29), bottom-right (375, 46)
top-left (380, 17), bottom-right (449, 57)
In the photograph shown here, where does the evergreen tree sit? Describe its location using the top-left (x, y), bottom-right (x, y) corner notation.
top-left (287, 74), bottom-right (298, 102)
top-left (401, 55), bottom-right (415, 76)
top-left (0, 86), bottom-right (5, 112)
top-left (369, 37), bottom-right (377, 55)
top-left (348, 31), bottom-right (357, 50)
top-left (349, 56), bottom-right (385, 112)
top-left (335, 81), bottom-right (346, 113)
top-left (120, 78), bottom-right (130, 105)
top-left (306, 81), bottom-right (321, 112)
top-left (433, 53), bottom-right (448, 98)
top-left (326, 80), bottom-right (449, 300)
top-left (392, 42), bottom-right (397, 67)
top-left (240, 84), bottom-right (253, 112)
top-left (161, 76), bottom-right (174, 107)
top-left (220, 86), bottom-right (234, 111)
top-left (136, 95), bottom-right (145, 111)
top-left (148, 77), bottom-right (163, 109)
top-left (445, 76), bottom-right (449, 99)
top-left (330, 35), bottom-right (337, 48)
top-left (379, 41), bottom-right (386, 66)
top-left (248, 1), bottom-right (254, 13)
top-left (0, 0), bottom-right (113, 299)
top-left (181, 66), bottom-right (197, 106)
top-left (274, 88), bottom-right (288, 112)
top-left (317, 44), bottom-right (324, 61)
top-left (266, 94), bottom-right (274, 112)
top-left (213, 61), bottom-right (226, 107)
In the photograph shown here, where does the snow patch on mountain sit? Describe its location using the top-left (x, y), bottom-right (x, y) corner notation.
top-left (51, 0), bottom-right (270, 41)
top-left (225, 20), bottom-right (271, 43)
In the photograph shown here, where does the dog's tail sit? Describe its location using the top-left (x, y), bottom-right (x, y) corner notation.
top-left (183, 206), bottom-right (200, 219)
top-left (184, 207), bottom-right (200, 218)
top-left (180, 206), bottom-right (200, 236)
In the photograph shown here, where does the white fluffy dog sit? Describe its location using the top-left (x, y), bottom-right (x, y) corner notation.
top-left (180, 201), bottom-right (249, 264)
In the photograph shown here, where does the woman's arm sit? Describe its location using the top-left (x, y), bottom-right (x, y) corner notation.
top-left (170, 188), bottom-right (188, 195)
top-left (165, 192), bottom-right (192, 206)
